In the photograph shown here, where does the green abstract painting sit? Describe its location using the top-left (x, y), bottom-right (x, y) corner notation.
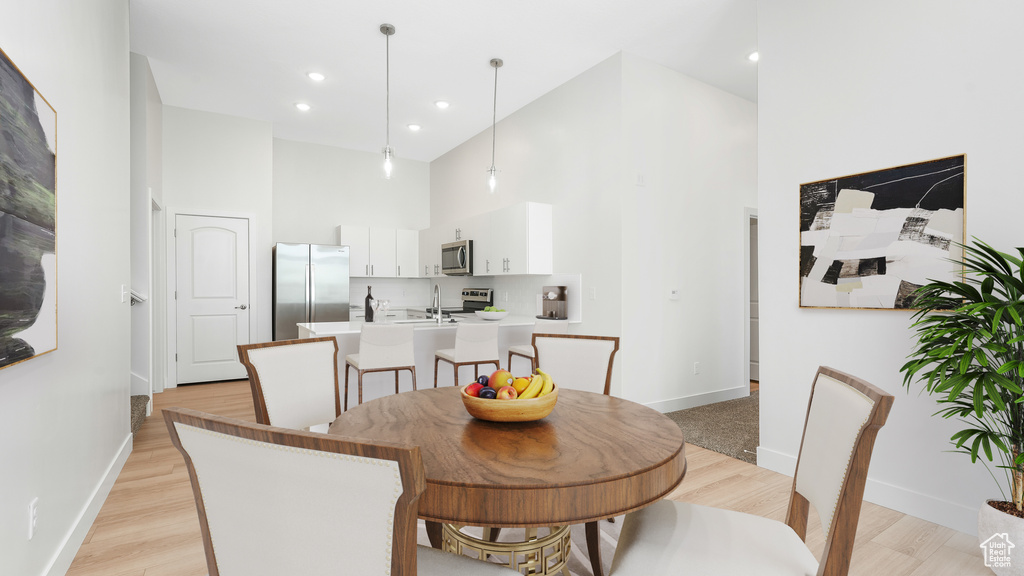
top-left (0, 47), bottom-right (57, 369)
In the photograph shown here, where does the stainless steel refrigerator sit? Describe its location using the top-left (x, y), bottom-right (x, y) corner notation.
top-left (273, 243), bottom-right (350, 340)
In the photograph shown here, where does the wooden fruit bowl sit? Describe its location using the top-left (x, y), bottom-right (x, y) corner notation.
top-left (460, 383), bottom-right (558, 422)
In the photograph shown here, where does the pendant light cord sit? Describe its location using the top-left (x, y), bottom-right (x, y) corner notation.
top-left (386, 31), bottom-right (391, 148)
top-left (491, 60), bottom-right (499, 168)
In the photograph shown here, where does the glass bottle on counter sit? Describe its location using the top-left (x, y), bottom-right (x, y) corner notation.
top-left (365, 286), bottom-right (374, 323)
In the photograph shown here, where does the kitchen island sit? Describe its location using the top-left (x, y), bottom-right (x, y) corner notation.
top-left (298, 314), bottom-right (560, 406)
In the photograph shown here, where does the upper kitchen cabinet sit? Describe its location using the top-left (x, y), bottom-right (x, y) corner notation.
top-left (337, 225), bottom-right (416, 277)
top-left (474, 202), bottom-right (553, 276)
top-left (395, 229), bottom-right (419, 278)
top-left (419, 226), bottom-right (442, 278)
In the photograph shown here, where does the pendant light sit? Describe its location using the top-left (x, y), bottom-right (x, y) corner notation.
top-left (381, 23), bottom-right (396, 179)
top-left (487, 58), bottom-right (502, 193)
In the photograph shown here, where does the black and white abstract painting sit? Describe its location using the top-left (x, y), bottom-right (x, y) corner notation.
top-left (799, 155), bottom-right (964, 309)
top-left (0, 47), bottom-right (57, 368)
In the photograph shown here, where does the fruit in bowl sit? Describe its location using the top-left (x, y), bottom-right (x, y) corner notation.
top-left (496, 385), bottom-right (518, 400)
top-left (459, 368), bottom-right (559, 422)
top-left (475, 309), bottom-right (510, 320)
top-left (489, 369), bottom-right (514, 390)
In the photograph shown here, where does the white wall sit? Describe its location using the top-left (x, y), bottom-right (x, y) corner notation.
top-left (620, 53), bottom-right (757, 408)
top-left (431, 54), bottom-right (625, 344)
top-left (129, 53), bottom-right (154, 398)
top-left (758, 0), bottom-right (1024, 534)
top-left (144, 58), bottom-right (166, 393)
top-left (0, 1), bottom-right (131, 575)
top-left (161, 106), bottom-right (275, 363)
top-left (272, 138), bottom-right (430, 245)
top-left (430, 52), bottom-right (757, 406)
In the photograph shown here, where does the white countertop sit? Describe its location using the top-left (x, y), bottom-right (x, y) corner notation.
top-left (298, 314), bottom-right (540, 337)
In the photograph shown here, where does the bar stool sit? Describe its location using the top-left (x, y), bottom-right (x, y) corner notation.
top-left (507, 320), bottom-right (569, 373)
top-left (344, 324), bottom-right (416, 409)
top-left (434, 322), bottom-right (500, 387)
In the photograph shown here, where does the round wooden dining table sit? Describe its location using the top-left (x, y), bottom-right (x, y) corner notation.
top-left (329, 386), bottom-right (687, 575)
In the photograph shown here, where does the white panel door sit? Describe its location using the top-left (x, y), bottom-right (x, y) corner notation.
top-left (175, 215), bottom-right (250, 384)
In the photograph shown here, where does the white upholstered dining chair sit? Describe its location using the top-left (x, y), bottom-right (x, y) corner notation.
top-left (236, 337), bottom-right (339, 432)
top-left (507, 320), bottom-right (569, 373)
top-left (608, 366), bottom-right (894, 576)
top-left (163, 407), bottom-right (522, 576)
top-left (531, 333), bottom-right (619, 395)
top-left (434, 322), bottom-right (500, 387)
top-left (531, 332), bottom-right (620, 576)
top-left (344, 323), bottom-right (417, 410)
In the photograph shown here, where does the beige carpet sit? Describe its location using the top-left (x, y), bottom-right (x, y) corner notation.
top-left (417, 518), bottom-right (621, 576)
top-left (664, 391), bottom-right (758, 464)
top-left (130, 395), bottom-right (148, 435)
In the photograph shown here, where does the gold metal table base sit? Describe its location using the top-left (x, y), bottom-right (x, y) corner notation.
top-left (440, 524), bottom-right (571, 576)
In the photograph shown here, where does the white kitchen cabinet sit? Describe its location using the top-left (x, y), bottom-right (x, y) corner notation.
top-left (396, 229), bottom-right (419, 278)
top-left (337, 225), bottom-right (371, 276)
top-left (368, 228), bottom-right (397, 277)
top-left (337, 225), bottom-right (413, 277)
top-left (473, 202), bottom-right (552, 276)
top-left (419, 226), bottom-right (442, 278)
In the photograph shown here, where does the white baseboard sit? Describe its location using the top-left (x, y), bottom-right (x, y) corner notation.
top-left (130, 371), bottom-right (149, 397)
top-left (44, 433), bottom-right (133, 576)
top-left (644, 386), bottom-right (749, 414)
top-left (757, 446), bottom-right (980, 536)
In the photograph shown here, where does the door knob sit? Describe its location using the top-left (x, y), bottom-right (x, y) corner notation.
top-left (235, 304), bottom-right (248, 310)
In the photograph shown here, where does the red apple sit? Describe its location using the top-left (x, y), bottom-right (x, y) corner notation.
top-left (465, 383), bottom-right (485, 397)
top-left (496, 385), bottom-right (518, 400)
top-left (489, 369), bottom-right (514, 390)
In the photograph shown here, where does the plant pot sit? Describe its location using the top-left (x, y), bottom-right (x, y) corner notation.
top-left (979, 500), bottom-right (1024, 575)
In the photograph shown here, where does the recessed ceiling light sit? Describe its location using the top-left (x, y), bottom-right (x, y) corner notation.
top-left (435, 101), bottom-right (450, 109)
top-left (307, 72), bottom-right (325, 82)
top-left (408, 124), bottom-right (421, 131)
top-left (748, 51), bottom-right (760, 62)
top-left (295, 102), bottom-right (311, 112)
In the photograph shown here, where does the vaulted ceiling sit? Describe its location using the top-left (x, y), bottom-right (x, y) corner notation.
top-left (130, 0), bottom-right (757, 162)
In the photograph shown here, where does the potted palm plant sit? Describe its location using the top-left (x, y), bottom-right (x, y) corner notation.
top-left (901, 239), bottom-right (1024, 572)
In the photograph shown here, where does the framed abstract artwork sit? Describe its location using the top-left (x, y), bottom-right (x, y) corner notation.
top-left (799, 155), bottom-right (964, 310)
top-left (0, 47), bottom-right (57, 369)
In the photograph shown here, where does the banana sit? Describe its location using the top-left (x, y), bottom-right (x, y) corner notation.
top-left (539, 373), bottom-right (553, 396)
top-left (519, 374), bottom-right (544, 399)
top-left (536, 368), bottom-right (554, 396)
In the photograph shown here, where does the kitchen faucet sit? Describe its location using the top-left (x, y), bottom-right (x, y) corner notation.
top-left (432, 284), bottom-right (442, 324)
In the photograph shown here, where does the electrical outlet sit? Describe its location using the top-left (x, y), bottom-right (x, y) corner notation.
top-left (28, 497), bottom-right (38, 540)
top-left (693, 362), bottom-right (700, 375)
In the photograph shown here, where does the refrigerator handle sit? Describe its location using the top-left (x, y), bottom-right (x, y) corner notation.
top-left (309, 263), bottom-right (316, 320)
top-left (305, 263), bottom-right (311, 321)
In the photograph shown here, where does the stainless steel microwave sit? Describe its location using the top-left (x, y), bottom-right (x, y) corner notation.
top-left (441, 240), bottom-right (473, 276)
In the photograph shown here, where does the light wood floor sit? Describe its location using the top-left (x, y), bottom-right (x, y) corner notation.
top-left (67, 380), bottom-right (991, 576)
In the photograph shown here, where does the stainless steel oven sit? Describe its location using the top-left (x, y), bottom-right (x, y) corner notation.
top-left (441, 240), bottom-right (473, 276)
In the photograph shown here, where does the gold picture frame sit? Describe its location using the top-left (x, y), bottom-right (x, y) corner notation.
top-left (0, 46), bottom-right (58, 368)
